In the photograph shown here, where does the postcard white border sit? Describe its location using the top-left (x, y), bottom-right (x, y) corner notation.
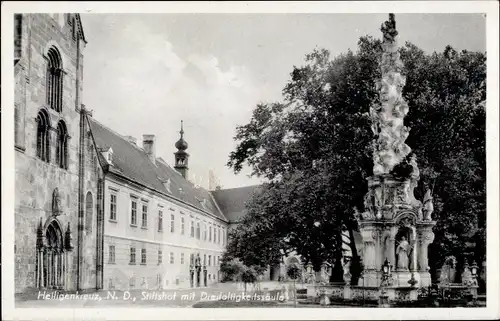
top-left (2, 1), bottom-right (499, 320)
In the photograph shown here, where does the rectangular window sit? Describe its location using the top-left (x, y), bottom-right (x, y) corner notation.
top-left (142, 203), bottom-right (148, 228)
top-left (108, 245), bottom-right (115, 264)
top-left (203, 254), bottom-right (206, 266)
top-left (209, 226), bottom-right (212, 242)
top-left (218, 228), bottom-right (221, 244)
top-left (130, 247), bottom-right (136, 264)
top-left (141, 248), bottom-right (147, 264)
top-left (181, 217), bottom-right (185, 235)
top-left (190, 220), bottom-right (194, 238)
top-left (196, 222), bottom-right (200, 239)
top-left (158, 210), bottom-right (163, 232)
top-left (110, 193), bottom-right (117, 221)
top-left (131, 198), bottom-right (137, 225)
top-left (208, 255), bottom-right (211, 266)
top-left (170, 252), bottom-right (174, 264)
top-left (181, 253), bottom-right (185, 265)
top-left (203, 223), bottom-right (207, 241)
top-left (170, 214), bottom-right (175, 233)
top-left (158, 250), bottom-right (162, 264)
top-left (215, 227), bottom-right (218, 243)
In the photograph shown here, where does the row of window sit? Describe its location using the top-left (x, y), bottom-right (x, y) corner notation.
top-left (108, 191), bottom-right (227, 246)
top-left (108, 245), bottom-right (221, 267)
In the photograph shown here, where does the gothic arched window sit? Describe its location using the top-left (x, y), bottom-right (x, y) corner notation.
top-left (36, 109), bottom-right (50, 162)
top-left (46, 46), bottom-right (63, 112)
top-left (85, 192), bottom-right (93, 234)
top-left (56, 120), bottom-right (68, 169)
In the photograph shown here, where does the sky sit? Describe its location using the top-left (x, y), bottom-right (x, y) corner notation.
top-left (79, 13), bottom-right (486, 189)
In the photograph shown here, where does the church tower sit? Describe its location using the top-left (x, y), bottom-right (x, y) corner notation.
top-left (174, 120), bottom-right (189, 179)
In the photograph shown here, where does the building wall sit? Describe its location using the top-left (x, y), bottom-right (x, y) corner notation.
top-left (103, 175), bottom-right (227, 290)
top-left (14, 13), bottom-right (101, 293)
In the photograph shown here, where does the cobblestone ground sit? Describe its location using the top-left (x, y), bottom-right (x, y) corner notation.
top-left (15, 282), bottom-right (243, 308)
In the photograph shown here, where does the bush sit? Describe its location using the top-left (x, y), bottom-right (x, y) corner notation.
top-left (241, 267), bottom-right (258, 284)
top-left (220, 258), bottom-right (245, 282)
top-left (287, 263), bottom-right (302, 281)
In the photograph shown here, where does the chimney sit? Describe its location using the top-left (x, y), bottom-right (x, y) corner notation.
top-left (143, 134), bottom-right (156, 163)
top-left (124, 135), bottom-right (137, 145)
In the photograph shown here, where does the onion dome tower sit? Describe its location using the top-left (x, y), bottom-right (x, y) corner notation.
top-left (174, 120), bottom-right (189, 179)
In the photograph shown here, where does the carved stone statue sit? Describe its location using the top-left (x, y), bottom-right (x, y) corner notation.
top-left (461, 261), bottom-right (475, 286)
top-left (343, 258), bottom-right (352, 285)
top-left (409, 154), bottom-right (420, 178)
top-left (396, 236), bottom-right (411, 270)
top-left (423, 189), bottom-right (434, 221)
top-left (370, 14), bottom-right (412, 176)
top-left (353, 207), bottom-right (362, 221)
top-left (52, 188), bottom-right (62, 216)
top-left (380, 13), bottom-right (399, 43)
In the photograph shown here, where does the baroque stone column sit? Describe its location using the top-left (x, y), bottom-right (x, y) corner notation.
top-left (418, 228), bottom-right (435, 271)
top-left (354, 14), bottom-right (437, 292)
top-left (417, 226), bottom-right (435, 287)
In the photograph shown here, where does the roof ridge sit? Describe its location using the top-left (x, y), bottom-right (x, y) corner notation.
top-left (89, 117), bottom-right (147, 152)
top-left (214, 184), bottom-right (262, 192)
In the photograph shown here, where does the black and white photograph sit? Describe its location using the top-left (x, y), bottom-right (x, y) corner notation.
top-left (2, 1), bottom-right (499, 320)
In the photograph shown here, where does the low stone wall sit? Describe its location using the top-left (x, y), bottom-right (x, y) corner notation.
top-left (306, 283), bottom-right (419, 302)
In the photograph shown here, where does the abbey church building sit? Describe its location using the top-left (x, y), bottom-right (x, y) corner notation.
top-left (14, 13), bottom-right (104, 293)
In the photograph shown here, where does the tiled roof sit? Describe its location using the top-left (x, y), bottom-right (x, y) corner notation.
top-left (87, 116), bottom-right (227, 222)
top-left (211, 185), bottom-right (262, 223)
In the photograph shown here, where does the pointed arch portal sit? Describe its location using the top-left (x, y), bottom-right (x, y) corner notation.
top-left (36, 219), bottom-right (68, 289)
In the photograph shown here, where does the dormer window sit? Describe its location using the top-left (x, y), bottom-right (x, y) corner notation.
top-left (165, 179), bottom-right (171, 193)
top-left (199, 198), bottom-right (209, 210)
top-left (102, 147), bottom-right (113, 165)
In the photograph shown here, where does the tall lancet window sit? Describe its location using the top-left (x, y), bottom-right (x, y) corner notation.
top-left (56, 120), bottom-right (68, 169)
top-left (46, 47), bottom-right (63, 112)
top-left (36, 109), bottom-right (51, 162)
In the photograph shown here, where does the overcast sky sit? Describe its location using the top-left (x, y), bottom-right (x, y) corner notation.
top-left (79, 13), bottom-right (485, 189)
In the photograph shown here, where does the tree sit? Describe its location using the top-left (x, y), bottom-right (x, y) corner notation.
top-left (241, 266), bottom-right (258, 294)
top-left (226, 36), bottom-right (486, 283)
top-left (287, 263), bottom-right (302, 307)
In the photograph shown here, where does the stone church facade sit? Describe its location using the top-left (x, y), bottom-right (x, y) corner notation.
top-left (14, 13), bottom-right (104, 294)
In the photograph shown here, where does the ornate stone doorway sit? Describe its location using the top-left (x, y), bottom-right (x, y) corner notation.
top-left (36, 218), bottom-right (71, 289)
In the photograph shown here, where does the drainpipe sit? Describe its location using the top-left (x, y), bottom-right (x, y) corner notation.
top-left (76, 32), bottom-right (85, 291)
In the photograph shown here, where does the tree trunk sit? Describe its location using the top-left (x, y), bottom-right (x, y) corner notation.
top-left (330, 229), bottom-right (344, 283)
top-left (348, 227), bottom-right (361, 285)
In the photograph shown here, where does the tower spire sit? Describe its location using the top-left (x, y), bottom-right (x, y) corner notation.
top-left (174, 120), bottom-right (189, 179)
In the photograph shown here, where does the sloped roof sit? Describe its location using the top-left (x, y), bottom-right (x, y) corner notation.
top-left (211, 185), bottom-right (262, 223)
top-left (87, 116), bottom-right (227, 221)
